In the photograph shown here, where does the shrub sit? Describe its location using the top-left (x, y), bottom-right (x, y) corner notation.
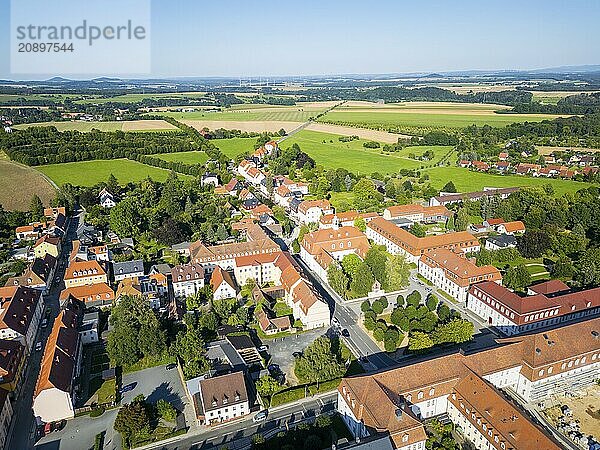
top-left (379, 296), bottom-right (388, 310)
top-left (396, 295), bottom-right (405, 307)
top-left (360, 300), bottom-right (371, 312)
top-left (371, 300), bottom-right (384, 315)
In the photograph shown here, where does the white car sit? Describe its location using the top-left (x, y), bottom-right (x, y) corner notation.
top-left (35, 342), bottom-right (43, 351)
top-left (258, 345), bottom-right (268, 352)
top-left (253, 410), bottom-right (268, 422)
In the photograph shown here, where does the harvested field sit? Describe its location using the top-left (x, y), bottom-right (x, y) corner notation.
top-left (14, 120), bottom-right (177, 132)
top-left (304, 122), bottom-right (410, 143)
top-left (121, 120), bottom-right (178, 131)
top-left (0, 156), bottom-right (56, 210)
top-left (537, 145), bottom-right (600, 155)
top-left (182, 120), bottom-right (303, 133)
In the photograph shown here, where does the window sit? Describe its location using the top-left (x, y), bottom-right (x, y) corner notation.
top-left (538, 369), bottom-right (544, 376)
top-left (418, 391), bottom-right (424, 400)
top-left (429, 388), bottom-right (435, 396)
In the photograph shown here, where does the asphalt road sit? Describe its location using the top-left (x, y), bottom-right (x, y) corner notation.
top-left (139, 391), bottom-right (337, 450)
top-left (8, 211), bottom-right (82, 450)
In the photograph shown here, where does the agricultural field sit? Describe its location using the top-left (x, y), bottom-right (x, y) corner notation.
top-left (75, 91), bottom-right (209, 104)
top-left (160, 101), bottom-right (332, 122)
top-left (13, 119), bottom-right (177, 132)
top-left (212, 137), bottom-right (258, 158)
top-left (424, 166), bottom-right (591, 196)
top-left (181, 120), bottom-right (302, 134)
top-left (281, 129), bottom-right (452, 174)
top-left (318, 101), bottom-right (565, 132)
top-left (0, 93), bottom-right (95, 104)
top-left (36, 159), bottom-right (184, 186)
top-left (0, 154), bottom-right (56, 210)
top-left (154, 151), bottom-right (209, 165)
top-left (304, 122), bottom-right (409, 143)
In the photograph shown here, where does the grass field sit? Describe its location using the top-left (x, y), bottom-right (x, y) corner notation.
top-left (424, 166), bottom-right (591, 196)
top-left (160, 102), bottom-right (331, 122)
top-left (212, 137), bottom-right (257, 157)
top-left (282, 130), bottom-right (451, 174)
top-left (318, 101), bottom-right (565, 131)
top-left (154, 151), bottom-right (209, 165)
top-left (36, 159), bottom-right (185, 186)
top-left (0, 154), bottom-right (56, 210)
top-left (14, 120), bottom-right (177, 132)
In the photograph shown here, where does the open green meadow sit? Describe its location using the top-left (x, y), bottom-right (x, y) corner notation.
top-left (14, 120), bottom-right (177, 132)
top-left (36, 159), bottom-right (185, 186)
top-left (281, 130), bottom-right (451, 174)
top-left (212, 137), bottom-right (257, 158)
top-left (154, 151), bottom-right (209, 165)
top-left (424, 166), bottom-right (591, 196)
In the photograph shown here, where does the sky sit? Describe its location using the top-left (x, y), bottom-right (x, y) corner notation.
top-left (0, 0), bottom-right (599, 79)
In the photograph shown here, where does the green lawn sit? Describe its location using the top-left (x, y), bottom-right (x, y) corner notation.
top-left (328, 191), bottom-right (355, 211)
top-left (36, 159), bottom-right (186, 186)
top-left (154, 151), bottom-right (209, 165)
top-left (212, 137), bottom-right (258, 158)
top-left (282, 129), bottom-right (452, 174)
top-left (424, 167), bottom-right (591, 196)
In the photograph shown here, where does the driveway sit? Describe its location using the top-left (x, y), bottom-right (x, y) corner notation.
top-left (121, 365), bottom-right (195, 430)
top-left (262, 328), bottom-right (328, 384)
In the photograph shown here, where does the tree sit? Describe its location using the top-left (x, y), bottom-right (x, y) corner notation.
top-left (107, 173), bottom-right (119, 193)
top-left (172, 324), bottom-right (210, 380)
top-left (360, 300), bottom-right (371, 313)
top-left (437, 303), bottom-right (451, 322)
top-left (577, 248), bottom-right (600, 286)
top-left (371, 300), bottom-right (384, 315)
top-left (431, 319), bottom-right (474, 344)
top-left (379, 296), bottom-right (389, 310)
top-left (503, 265), bottom-right (531, 290)
top-left (349, 262), bottom-right (375, 297)
top-left (352, 178), bottom-right (383, 210)
top-left (365, 246), bottom-right (388, 288)
top-left (328, 265), bottom-right (349, 298)
top-left (426, 294), bottom-right (439, 311)
top-left (353, 217), bottom-right (366, 231)
top-left (114, 400), bottom-right (151, 444)
top-left (29, 194), bottom-right (44, 221)
top-left (256, 375), bottom-right (280, 399)
top-left (385, 180), bottom-right (396, 198)
top-left (396, 295), bottom-right (405, 307)
top-left (341, 253), bottom-right (362, 278)
top-left (441, 181), bottom-right (457, 193)
top-left (390, 307), bottom-right (405, 326)
top-left (410, 222), bottom-right (426, 238)
top-left (408, 331), bottom-right (434, 351)
top-left (294, 337), bottom-right (346, 383)
top-left (156, 399), bottom-right (177, 422)
top-left (153, 217), bottom-right (188, 246)
top-left (278, 128), bottom-right (286, 136)
top-left (110, 197), bottom-right (142, 237)
top-left (517, 230), bottom-right (551, 258)
top-left (552, 255), bottom-right (574, 278)
top-left (406, 290), bottom-right (422, 307)
top-left (455, 207), bottom-right (470, 231)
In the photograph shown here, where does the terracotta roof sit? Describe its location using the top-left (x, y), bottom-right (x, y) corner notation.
top-left (225, 178), bottom-right (239, 192)
top-left (485, 218), bottom-right (505, 226)
top-left (44, 207), bottom-right (66, 218)
top-left (301, 226), bottom-right (369, 256)
top-left (190, 228), bottom-right (279, 264)
top-left (89, 245), bottom-right (108, 255)
top-left (469, 281), bottom-right (600, 325)
top-left (419, 249), bottom-right (501, 287)
top-left (171, 263), bottom-right (205, 283)
top-left (451, 372), bottom-right (562, 450)
top-left (275, 185), bottom-right (291, 197)
top-left (64, 260), bottom-right (106, 280)
top-left (34, 235), bottom-right (60, 248)
top-left (34, 308), bottom-right (80, 397)
top-left (198, 371), bottom-right (248, 414)
top-left (367, 217), bottom-right (479, 257)
top-left (210, 266), bottom-right (236, 291)
top-left (298, 199), bottom-right (332, 214)
top-left (59, 283), bottom-right (114, 304)
top-left (528, 279), bottom-right (570, 295)
top-left (500, 221), bottom-right (525, 233)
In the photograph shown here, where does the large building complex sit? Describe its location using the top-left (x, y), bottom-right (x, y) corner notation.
top-left (338, 318), bottom-right (600, 449)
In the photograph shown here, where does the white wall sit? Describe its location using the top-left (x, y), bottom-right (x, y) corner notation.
top-left (33, 389), bottom-right (75, 423)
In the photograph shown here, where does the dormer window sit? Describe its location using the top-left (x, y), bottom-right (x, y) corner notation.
top-left (235, 391), bottom-right (240, 401)
top-left (211, 397), bottom-right (217, 407)
top-left (223, 395), bottom-right (228, 404)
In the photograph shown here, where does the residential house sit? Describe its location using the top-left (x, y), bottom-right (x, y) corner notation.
top-left (115, 277), bottom-right (162, 310)
top-left (466, 281), bottom-right (600, 336)
top-left (482, 218), bottom-right (504, 229)
top-left (471, 160), bottom-right (489, 172)
top-left (296, 200), bottom-right (334, 224)
top-left (76, 223), bottom-right (102, 245)
top-left (494, 161), bottom-right (510, 172)
top-left (32, 307), bottom-right (83, 423)
top-left (15, 223), bottom-right (45, 240)
top-left (112, 259), bottom-right (144, 282)
top-left (0, 339), bottom-right (25, 391)
top-left (192, 371), bottom-right (250, 425)
top-left (485, 234), bottom-right (517, 251)
top-left (80, 312), bottom-right (99, 345)
top-left (59, 283), bottom-right (114, 308)
top-left (417, 249), bottom-right (501, 303)
top-left (64, 260), bottom-right (108, 288)
top-left (366, 218), bottom-right (480, 264)
top-left (496, 220), bottom-right (525, 235)
top-left (43, 207), bottom-right (66, 220)
top-left (255, 308), bottom-right (292, 335)
top-left (0, 286), bottom-right (43, 353)
top-left (210, 267), bottom-right (237, 300)
top-left (171, 263), bottom-right (205, 299)
top-left (98, 188), bottom-right (116, 208)
top-left (300, 226), bottom-right (370, 281)
top-left (201, 173), bottom-right (219, 187)
top-left (224, 178), bottom-right (242, 197)
top-left (5, 254), bottom-right (56, 294)
top-left (33, 235), bottom-right (60, 259)
top-left (498, 152), bottom-right (509, 161)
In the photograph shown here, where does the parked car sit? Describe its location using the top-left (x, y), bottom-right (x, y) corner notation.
top-left (253, 410), bottom-right (268, 423)
top-left (53, 420), bottom-right (66, 432)
top-left (332, 317), bottom-right (340, 327)
top-left (166, 363), bottom-right (177, 370)
top-left (292, 351), bottom-right (303, 358)
top-left (341, 329), bottom-right (350, 337)
top-left (258, 345), bottom-right (268, 352)
top-left (41, 319), bottom-right (48, 328)
top-left (35, 342), bottom-right (42, 351)
top-left (120, 382), bottom-right (137, 394)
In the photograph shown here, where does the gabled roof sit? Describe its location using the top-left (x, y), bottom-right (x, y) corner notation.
top-left (171, 263), bottom-right (205, 283)
top-left (0, 286), bottom-right (41, 336)
top-left (210, 266), bottom-right (236, 292)
top-left (198, 371), bottom-right (248, 413)
top-left (500, 220), bottom-right (525, 233)
top-left (112, 259), bottom-right (144, 276)
top-left (64, 260), bottom-right (106, 280)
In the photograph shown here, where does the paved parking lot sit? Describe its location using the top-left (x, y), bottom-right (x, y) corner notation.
top-left (261, 328), bottom-right (329, 384)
